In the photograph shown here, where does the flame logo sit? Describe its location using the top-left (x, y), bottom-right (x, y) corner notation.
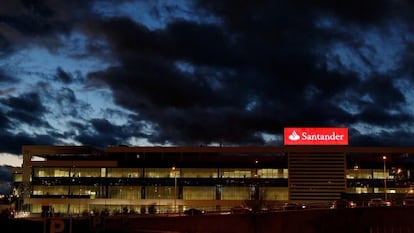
top-left (288, 130), bottom-right (300, 141)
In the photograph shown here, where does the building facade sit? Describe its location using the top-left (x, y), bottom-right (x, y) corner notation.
top-left (12, 145), bottom-right (414, 215)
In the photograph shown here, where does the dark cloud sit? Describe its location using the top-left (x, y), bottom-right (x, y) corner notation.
top-left (0, 92), bottom-right (45, 113)
top-left (56, 87), bottom-right (76, 104)
top-left (0, 92), bottom-right (50, 127)
top-left (0, 13), bottom-right (65, 37)
top-left (33, 81), bottom-right (87, 119)
top-left (84, 0), bottom-right (414, 147)
top-left (197, 0), bottom-right (413, 28)
top-left (161, 20), bottom-right (243, 67)
top-left (0, 90), bottom-right (61, 156)
top-left (0, 0), bottom-right (95, 54)
top-left (0, 34), bottom-right (11, 53)
top-left (69, 118), bottom-right (147, 148)
top-left (350, 128), bottom-right (414, 147)
top-left (0, 0), bottom-right (414, 162)
top-left (0, 131), bottom-right (59, 154)
top-left (294, 0), bottom-right (392, 24)
top-left (0, 109), bottom-right (11, 130)
top-left (54, 67), bottom-right (73, 84)
top-left (0, 69), bottom-right (17, 83)
top-left (21, 0), bottom-right (55, 18)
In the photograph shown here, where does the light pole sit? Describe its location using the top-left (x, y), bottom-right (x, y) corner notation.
top-left (79, 188), bottom-right (82, 215)
top-left (382, 155), bottom-right (387, 200)
top-left (172, 166), bottom-right (177, 213)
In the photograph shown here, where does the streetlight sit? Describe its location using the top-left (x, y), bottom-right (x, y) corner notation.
top-left (382, 155), bottom-right (387, 200)
top-left (172, 166), bottom-right (177, 213)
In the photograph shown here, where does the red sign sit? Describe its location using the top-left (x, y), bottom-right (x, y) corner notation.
top-left (284, 127), bottom-right (348, 145)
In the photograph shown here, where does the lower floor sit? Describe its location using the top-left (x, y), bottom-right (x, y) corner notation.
top-left (29, 185), bottom-right (289, 201)
top-left (24, 198), bottom-right (277, 216)
top-left (20, 183), bottom-right (414, 215)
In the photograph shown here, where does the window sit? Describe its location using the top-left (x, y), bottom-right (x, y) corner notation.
top-left (107, 168), bottom-right (142, 178)
top-left (183, 186), bottom-right (215, 200)
top-left (221, 186), bottom-right (250, 200)
top-left (108, 186), bottom-right (141, 199)
top-left (145, 168), bottom-right (177, 178)
top-left (33, 168), bottom-right (70, 177)
top-left (220, 169), bottom-right (252, 178)
top-left (257, 169), bottom-right (288, 178)
top-left (71, 168), bottom-right (101, 177)
top-left (180, 168), bottom-right (217, 178)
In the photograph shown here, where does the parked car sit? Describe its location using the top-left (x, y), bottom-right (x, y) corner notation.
top-left (231, 206), bottom-right (252, 214)
top-left (0, 208), bottom-right (15, 219)
top-left (331, 199), bottom-right (357, 209)
top-left (403, 194), bottom-right (414, 206)
top-left (368, 198), bottom-right (391, 207)
top-left (184, 208), bottom-right (205, 216)
top-left (283, 203), bottom-right (307, 210)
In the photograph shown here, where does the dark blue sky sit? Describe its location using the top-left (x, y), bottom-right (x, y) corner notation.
top-left (1, 0), bottom-right (414, 168)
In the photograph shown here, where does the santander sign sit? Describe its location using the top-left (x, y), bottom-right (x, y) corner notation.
top-left (284, 127), bottom-right (348, 145)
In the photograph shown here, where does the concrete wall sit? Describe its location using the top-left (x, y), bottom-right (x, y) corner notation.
top-left (4, 207), bottom-right (414, 233)
top-left (104, 207), bottom-right (414, 233)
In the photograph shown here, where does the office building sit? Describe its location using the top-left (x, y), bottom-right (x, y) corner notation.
top-left (11, 145), bottom-right (414, 215)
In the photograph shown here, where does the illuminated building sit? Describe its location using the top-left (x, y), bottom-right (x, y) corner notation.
top-left (11, 145), bottom-right (414, 215)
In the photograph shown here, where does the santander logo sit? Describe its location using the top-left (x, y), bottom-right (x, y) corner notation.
top-left (288, 130), bottom-right (300, 141)
top-left (284, 127), bottom-right (348, 145)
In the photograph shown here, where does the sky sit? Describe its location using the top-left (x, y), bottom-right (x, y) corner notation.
top-left (1, 0), bottom-right (414, 173)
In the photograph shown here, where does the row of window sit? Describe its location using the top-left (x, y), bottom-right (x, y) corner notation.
top-left (30, 168), bottom-right (289, 179)
top-left (30, 185), bottom-right (288, 201)
top-left (25, 167), bottom-right (410, 180)
top-left (347, 168), bottom-right (410, 179)
top-left (31, 184), bottom-right (414, 200)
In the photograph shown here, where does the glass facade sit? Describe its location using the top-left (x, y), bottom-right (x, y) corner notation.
top-left (346, 166), bottom-right (414, 194)
top-left (27, 166), bottom-right (414, 202)
top-left (181, 168), bottom-right (218, 178)
top-left (145, 168), bottom-right (177, 178)
top-left (108, 186), bottom-right (141, 199)
top-left (221, 186), bottom-right (250, 200)
top-left (26, 165), bottom-right (291, 214)
top-left (145, 186), bottom-right (176, 199)
top-left (220, 169), bottom-right (253, 178)
top-left (107, 168), bottom-right (141, 178)
top-left (16, 145), bottom-right (414, 216)
top-left (257, 169), bottom-right (288, 178)
top-left (261, 187), bottom-right (289, 200)
top-left (32, 185), bottom-right (69, 195)
top-left (33, 168), bottom-right (70, 177)
top-left (183, 186), bottom-right (216, 200)
top-left (71, 168), bottom-right (101, 177)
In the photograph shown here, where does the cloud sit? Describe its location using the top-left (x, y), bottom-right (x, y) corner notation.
top-left (0, 0), bottom-right (95, 55)
top-left (0, 92), bottom-right (50, 127)
top-left (82, 1), bottom-right (414, 146)
top-left (0, 0), bottom-right (414, 161)
top-left (0, 70), bottom-right (18, 97)
top-left (0, 109), bottom-right (11, 130)
top-left (68, 117), bottom-right (148, 148)
top-left (54, 67), bottom-right (74, 84)
top-left (0, 131), bottom-right (60, 155)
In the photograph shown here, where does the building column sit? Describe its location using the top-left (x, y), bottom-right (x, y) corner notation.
top-left (216, 185), bottom-right (222, 200)
top-left (141, 186), bottom-right (146, 199)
